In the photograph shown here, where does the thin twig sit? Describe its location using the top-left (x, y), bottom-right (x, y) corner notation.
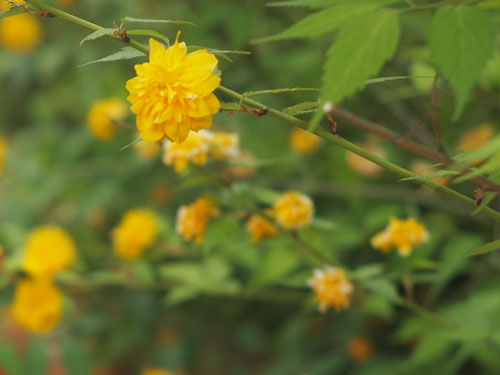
top-left (431, 74), bottom-right (446, 154)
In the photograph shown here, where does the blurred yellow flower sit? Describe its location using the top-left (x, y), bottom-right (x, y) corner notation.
top-left (371, 217), bottom-right (429, 256)
top-left (10, 279), bottom-right (63, 333)
top-left (87, 99), bottom-right (127, 141)
top-left (209, 131), bottom-right (239, 160)
top-left (0, 136), bottom-right (6, 175)
top-left (409, 160), bottom-right (449, 187)
top-left (22, 226), bottom-right (76, 280)
top-left (112, 209), bottom-right (158, 261)
top-left (142, 369), bottom-right (172, 375)
top-left (0, 0), bottom-right (17, 12)
top-left (346, 139), bottom-right (385, 178)
top-left (458, 124), bottom-right (496, 165)
top-left (290, 128), bottom-right (321, 155)
top-left (162, 130), bottom-right (211, 172)
top-left (308, 266), bottom-right (353, 312)
top-left (176, 197), bottom-right (219, 243)
top-left (126, 35), bottom-right (221, 143)
top-left (0, 13), bottom-right (42, 52)
top-left (348, 336), bottom-right (374, 362)
top-left (246, 214), bottom-right (279, 243)
top-left (271, 191), bottom-right (314, 230)
top-left (135, 141), bottom-right (162, 159)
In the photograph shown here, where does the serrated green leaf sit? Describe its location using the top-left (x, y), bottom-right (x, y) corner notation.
top-left (121, 16), bottom-right (196, 27)
top-left (254, 4), bottom-right (377, 43)
top-left (428, 5), bottom-right (494, 119)
top-left (80, 28), bottom-right (115, 46)
top-left (127, 29), bottom-right (170, 44)
top-left (243, 87), bottom-right (320, 99)
top-left (78, 47), bottom-right (146, 67)
top-left (322, 9), bottom-right (400, 105)
top-left (365, 75), bottom-right (434, 84)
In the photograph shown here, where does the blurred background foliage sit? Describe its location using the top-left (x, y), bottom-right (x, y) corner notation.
top-left (1, 0), bottom-right (500, 374)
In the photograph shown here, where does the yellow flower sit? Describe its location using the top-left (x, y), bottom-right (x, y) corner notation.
top-left (135, 141), bottom-right (162, 159)
top-left (162, 130), bottom-right (211, 172)
top-left (22, 226), bottom-right (76, 280)
top-left (126, 35), bottom-right (221, 143)
top-left (176, 197), bottom-right (219, 243)
top-left (409, 160), bottom-right (449, 187)
top-left (10, 279), bottom-right (63, 333)
top-left (0, 12), bottom-right (42, 52)
top-left (87, 99), bottom-right (127, 141)
top-left (458, 124), bottom-right (495, 165)
top-left (0, 0), bottom-right (17, 12)
top-left (0, 136), bottom-right (6, 175)
top-left (246, 214), bottom-right (279, 243)
top-left (347, 139), bottom-right (385, 178)
top-left (371, 217), bottom-right (429, 256)
top-left (348, 336), bottom-right (374, 362)
top-left (272, 191), bottom-right (314, 230)
top-left (290, 128), bottom-right (321, 155)
top-left (112, 209), bottom-right (158, 261)
top-left (209, 131), bottom-right (240, 160)
top-left (308, 266), bottom-right (353, 312)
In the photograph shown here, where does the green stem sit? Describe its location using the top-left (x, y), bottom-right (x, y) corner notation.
top-left (25, 0), bottom-right (500, 223)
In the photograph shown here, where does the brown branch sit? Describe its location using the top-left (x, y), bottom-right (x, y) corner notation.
top-left (329, 105), bottom-right (500, 193)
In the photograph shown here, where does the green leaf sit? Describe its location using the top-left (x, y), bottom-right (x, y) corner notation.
top-left (365, 75), bottom-right (434, 85)
top-left (428, 5), bottom-right (494, 119)
top-left (283, 101), bottom-right (318, 116)
top-left (254, 4), bottom-right (377, 43)
top-left (121, 16), bottom-right (196, 27)
top-left (243, 87), bottom-right (320, 99)
top-left (479, 0), bottom-right (500, 9)
top-left (472, 191), bottom-right (497, 215)
top-left (266, 0), bottom-right (400, 8)
top-left (322, 9), bottom-right (400, 105)
top-left (80, 28), bottom-right (115, 46)
top-left (467, 238), bottom-right (500, 256)
top-left (127, 29), bottom-right (170, 44)
top-left (78, 47), bottom-right (146, 67)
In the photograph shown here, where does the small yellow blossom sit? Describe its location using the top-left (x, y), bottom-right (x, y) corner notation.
top-left (112, 209), bottom-right (158, 261)
top-left (0, 0), bottom-right (19, 12)
top-left (290, 128), bottom-right (321, 155)
top-left (209, 131), bottom-right (240, 160)
top-left (409, 160), bottom-right (449, 187)
top-left (10, 279), bottom-right (63, 333)
top-left (272, 191), bottom-right (314, 230)
top-left (346, 139), bottom-right (384, 178)
top-left (308, 266), bottom-right (353, 312)
top-left (135, 141), bottom-right (162, 159)
top-left (458, 124), bottom-right (496, 165)
top-left (371, 217), bottom-right (429, 256)
top-left (176, 197), bottom-right (219, 243)
top-left (126, 35), bottom-right (221, 143)
top-left (246, 214), bottom-right (279, 243)
top-left (348, 337), bottom-right (374, 362)
top-left (22, 226), bottom-right (76, 280)
top-left (87, 99), bottom-right (127, 141)
top-left (0, 136), bottom-right (6, 175)
top-left (0, 12), bottom-right (42, 52)
top-left (162, 130), bottom-right (211, 172)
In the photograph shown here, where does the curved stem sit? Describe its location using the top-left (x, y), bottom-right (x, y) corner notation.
top-left (24, 0), bottom-right (500, 223)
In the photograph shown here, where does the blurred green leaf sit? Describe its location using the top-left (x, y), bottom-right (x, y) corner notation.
top-left (428, 5), bottom-right (494, 119)
top-left (323, 9), bottom-right (400, 105)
